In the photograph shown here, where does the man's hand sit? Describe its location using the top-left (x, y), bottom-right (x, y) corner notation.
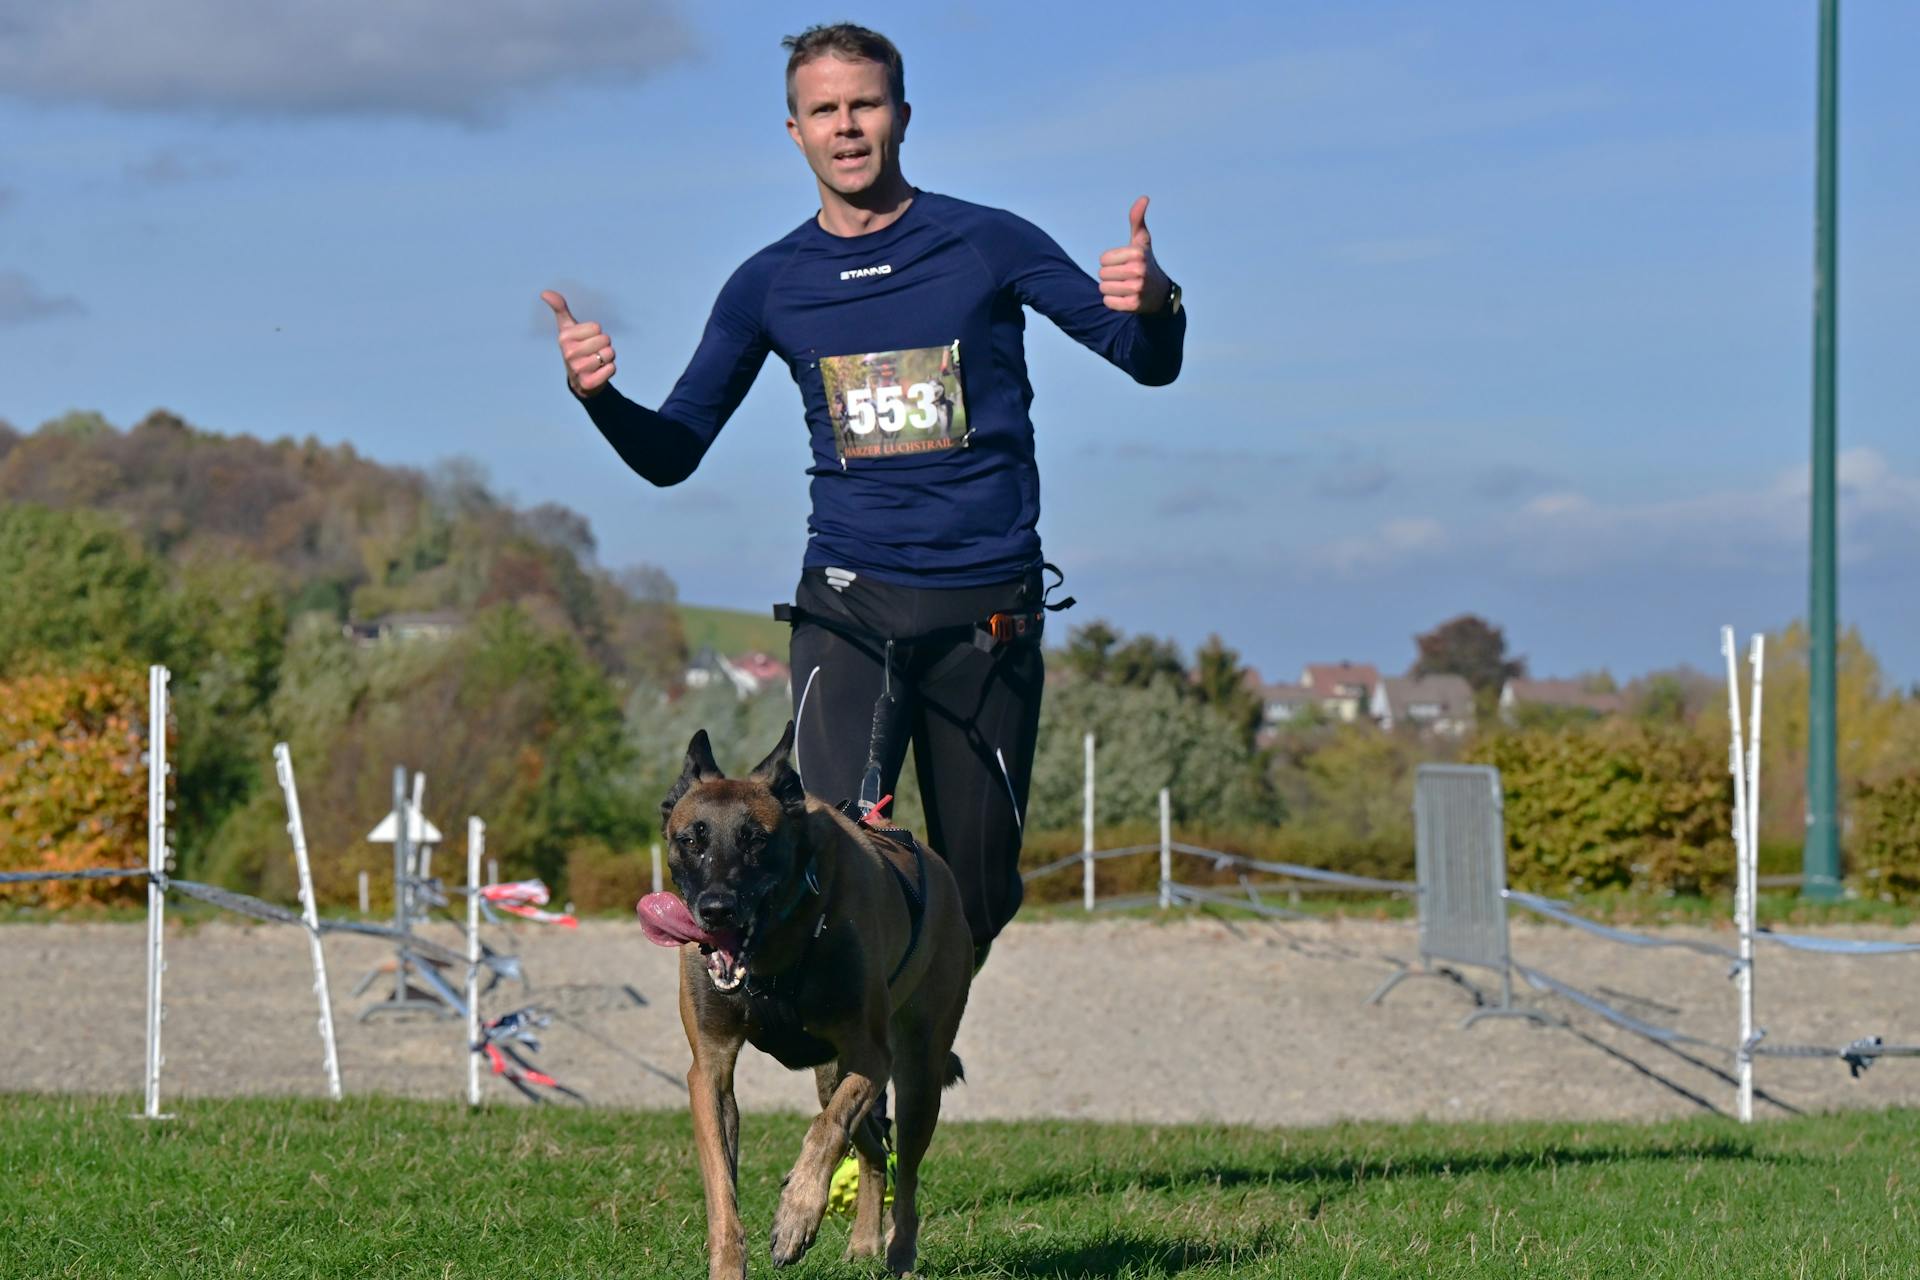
top-left (542, 289), bottom-right (617, 398)
top-left (1098, 196), bottom-right (1173, 315)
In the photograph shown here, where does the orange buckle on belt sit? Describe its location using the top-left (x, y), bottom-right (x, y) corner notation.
top-left (986, 611), bottom-right (1033, 644)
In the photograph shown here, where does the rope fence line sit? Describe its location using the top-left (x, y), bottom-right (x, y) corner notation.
top-left (1752, 929), bottom-right (1920, 956)
top-left (1, 865), bottom-right (513, 977)
top-left (0, 866), bottom-right (154, 885)
top-left (1022, 775), bottom-right (1419, 914)
top-left (1503, 890), bottom-right (1745, 963)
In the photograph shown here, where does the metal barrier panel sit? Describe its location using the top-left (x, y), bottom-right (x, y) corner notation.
top-left (1414, 764), bottom-right (1510, 976)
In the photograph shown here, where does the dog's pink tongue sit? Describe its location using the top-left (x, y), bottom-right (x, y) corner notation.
top-left (637, 892), bottom-right (716, 948)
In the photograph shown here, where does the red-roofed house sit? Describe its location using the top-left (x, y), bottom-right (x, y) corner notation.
top-left (1301, 662), bottom-right (1381, 723)
top-left (686, 648), bottom-right (791, 698)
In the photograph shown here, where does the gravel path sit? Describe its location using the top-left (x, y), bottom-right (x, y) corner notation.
top-left (5, 915), bottom-right (1918, 1125)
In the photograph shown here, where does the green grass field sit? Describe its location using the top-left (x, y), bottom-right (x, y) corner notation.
top-left (677, 602), bottom-right (792, 658)
top-left (4, 1096), bottom-right (1916, 1278)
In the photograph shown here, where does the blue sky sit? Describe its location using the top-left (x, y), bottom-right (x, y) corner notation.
top-left (3, 1), bottom-right (1916, 685)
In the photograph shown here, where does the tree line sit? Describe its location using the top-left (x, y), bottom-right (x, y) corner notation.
top-left (3, 409), bottom-right (1918, 910)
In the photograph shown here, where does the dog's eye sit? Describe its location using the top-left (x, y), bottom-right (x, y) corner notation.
top-left (737, 825), bottom-right (765, 851)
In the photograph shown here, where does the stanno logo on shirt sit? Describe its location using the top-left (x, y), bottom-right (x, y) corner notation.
top-left (839, 263), bottom-right (893, 281)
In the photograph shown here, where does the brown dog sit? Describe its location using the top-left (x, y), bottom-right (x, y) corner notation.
top-left (657, 723), bottom-right (973, 1278)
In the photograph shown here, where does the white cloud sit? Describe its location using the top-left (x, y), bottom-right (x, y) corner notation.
top-left (1318, 517), bottom-right (1447, 575)
top-left (1505, 448), bottom-right (1920, 572)
top-left (0, 1), bottom-right (693, 122)
top-left (1278, 448), bottom-right (1920, 582)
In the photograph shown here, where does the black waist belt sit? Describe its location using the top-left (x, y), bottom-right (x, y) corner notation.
top-left (775, 601), bottom-right (1044, 654)
top-left (774, 560), bottom-right (1072, 654)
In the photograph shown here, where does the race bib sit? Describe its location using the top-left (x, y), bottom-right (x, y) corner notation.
top-left (819, 341), bottom-right (968, 462)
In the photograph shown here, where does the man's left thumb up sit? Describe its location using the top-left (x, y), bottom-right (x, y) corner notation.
top-left (1129, 195), bottom-right (1151, 249)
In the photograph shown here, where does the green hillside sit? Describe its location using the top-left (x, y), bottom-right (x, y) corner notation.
top-left (675, 602), bottom-right (790, 657)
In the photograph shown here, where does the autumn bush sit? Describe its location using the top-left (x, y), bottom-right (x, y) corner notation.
top-left (0, 666), bottom-right (153, 908)
top-left (1850, 772), bottom-right (1920, 903)
top-left (1473, 720), bottom-right (1734, 894)
top-left (565, 841), bottom-right (654, 915)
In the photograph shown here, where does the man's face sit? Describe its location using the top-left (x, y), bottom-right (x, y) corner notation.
top-left (786, 54), bottom-right (908, 199)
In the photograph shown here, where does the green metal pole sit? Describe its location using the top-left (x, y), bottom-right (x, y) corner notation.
top-left (1804, 0), bottom-right (1842, 900)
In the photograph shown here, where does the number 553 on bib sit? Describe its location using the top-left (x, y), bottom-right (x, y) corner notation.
top-left (820, 342), bottom-right (968, 462)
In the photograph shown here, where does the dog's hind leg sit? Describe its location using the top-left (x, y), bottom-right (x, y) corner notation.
top-left (815, 1062), bottom-right (890, 1259)
top-left (771, 1040), bottom-right (889, 1268)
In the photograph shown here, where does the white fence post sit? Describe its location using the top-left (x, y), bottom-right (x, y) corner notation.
top-left (1723, 626), bottom-right (1755, 1125)
top-left (466, 817), bottom-right (485, 1108)
top-left (1745, 633), bottom-right (1766, 1120)
top-left (1082, 732), bottom-right (1096, 912)
top-left (1158, 787), bottom-right (1172, 910)
top-left (651, 842), bottom-right (664, 896)
top-left (1748, 634), bottom-right (1767, 884)
top-left (357, 870), bottom-right (369, 917)
top-left (274, 743), bottom-right (342, 1101)
top-left (141, 665), bottom-right (171, 1120)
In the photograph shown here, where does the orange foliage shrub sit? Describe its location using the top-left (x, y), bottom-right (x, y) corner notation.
top-left (0, 666), bottom-right (154, 908)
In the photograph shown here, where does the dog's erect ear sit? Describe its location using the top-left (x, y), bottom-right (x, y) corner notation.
top-left (748, 721), bottom-right (805, 817)
top-left (660, 729), bottom-right (726, 829)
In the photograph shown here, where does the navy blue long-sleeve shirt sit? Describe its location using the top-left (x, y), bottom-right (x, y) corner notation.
top-left (581, 189), bottom-right (1185, 587)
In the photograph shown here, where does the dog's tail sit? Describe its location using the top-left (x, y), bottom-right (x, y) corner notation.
top-left (944, 1052), bottom-right (965, 1089)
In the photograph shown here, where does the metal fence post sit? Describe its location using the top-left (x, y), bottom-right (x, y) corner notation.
top-left (141, 665), bottom-right (171, 1120)
top-left (275, 743), bottom-right (341, 1100)
top-left (1724, 626), bottom-right (1756, 1124)
top-left (467, 817), bottom-right (485, 1107)
top-left (1158, 787), bottom-right (1172, 910)
top-left (1082, 732), bottom-right (1096, 912)
top-left (391, 768), bottom-right (410, 1007)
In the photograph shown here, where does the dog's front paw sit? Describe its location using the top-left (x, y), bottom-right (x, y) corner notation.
top-left (768, 1189), bottom-right (826, 1268)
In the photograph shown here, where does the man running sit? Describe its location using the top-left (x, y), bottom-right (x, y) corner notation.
top-left (544, 22), bottom-right (1184, 969)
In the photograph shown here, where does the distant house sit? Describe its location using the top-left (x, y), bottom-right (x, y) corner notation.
top-left (1498, 678), bottom-right (1625, 723)
top-left (1258, 683), bottom-right (1321, 727)
top-left (1371, 674), bottom-right (1477, 736)
top-left (342, 611), bottom-right (465, 647)
top-left (1301, 662), bottom-right (1381, 723)
top-left (685, 648), bottom-right (791, 698)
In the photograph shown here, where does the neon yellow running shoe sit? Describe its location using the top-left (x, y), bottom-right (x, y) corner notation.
top-left (827, 1150), bottom-right (897, 1216)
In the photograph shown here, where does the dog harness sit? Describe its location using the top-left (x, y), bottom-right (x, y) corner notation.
top-left (736, 814), bottom-right (934, 1072)
top-left (838, 799), bottom-right (929, 989)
